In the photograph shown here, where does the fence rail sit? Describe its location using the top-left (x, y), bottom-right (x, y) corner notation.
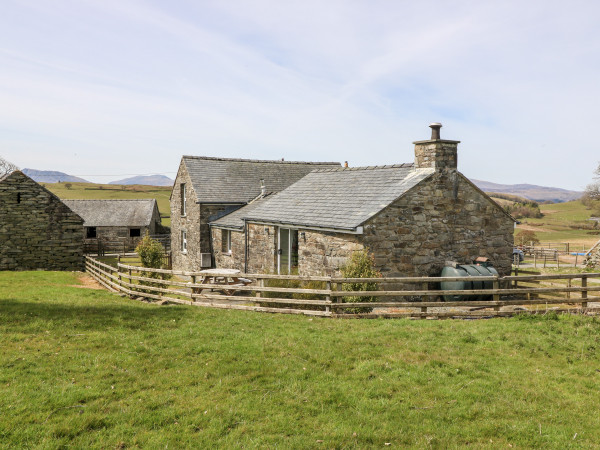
top-left (85, 256), bottom-right (600, 319)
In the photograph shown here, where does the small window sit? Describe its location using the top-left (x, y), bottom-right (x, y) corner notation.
top-left (180, 183), bottom-right (186, 216)
top-left (86, 227), bottom-right (97, 238)
top-left (16, 193), bottom-right (21, 204)
top-left (221, 229), bottom-right (232, 254)
top-left (130, 228), bottom-right (141, 237)
top-left (181, 230), bottom-right (187, 253)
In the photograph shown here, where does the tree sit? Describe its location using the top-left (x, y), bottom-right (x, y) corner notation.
top-left (0, 156), bottom-right (18, 176)
top-left (64, 183), bottom-right (73, 190)
top-left (515, 230), bottom-right (540, 246)
top-left (135, 232), bottom-right (169, 288)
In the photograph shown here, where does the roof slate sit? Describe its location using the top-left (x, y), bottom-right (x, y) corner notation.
top-left (241, 164), bottom-right (435, 231)
top-left (182, 156), bottom-right (340, 203)
top-left (62, 199), bottom-right (158, 227)
top-left (210, 195), bottom-right (273, 230)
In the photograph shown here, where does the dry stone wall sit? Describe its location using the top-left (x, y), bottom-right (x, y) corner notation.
top-left (0, 171), bottom-right (84, 271)
top-left (362, 171), bottom-right (514, 277)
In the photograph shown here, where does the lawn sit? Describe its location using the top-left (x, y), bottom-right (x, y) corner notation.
top-left (43, 182), bottom-right (173, 227)
top-left (1, 271), bottom-right (599, 448)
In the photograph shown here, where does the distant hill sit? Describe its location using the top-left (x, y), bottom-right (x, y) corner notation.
top-left (22, 169), bottom-right (89, 184)
top-left (109, 175), bottom-right (174, 186)
top-left (471, 179), bottom-right (583, 203)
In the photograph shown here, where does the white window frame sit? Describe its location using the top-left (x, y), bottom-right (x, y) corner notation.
top-left (181, 229), bottom-right (187, 253)
top-left (180, 183), bottom-right (186, 216)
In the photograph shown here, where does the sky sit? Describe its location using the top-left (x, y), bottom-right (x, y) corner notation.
top-left (1, 0), bottom-right (599, 190)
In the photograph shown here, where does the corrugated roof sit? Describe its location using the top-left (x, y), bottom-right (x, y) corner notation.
top-left (182, 156), bottom-right (340, 203)
top-left (62, 199), bottom-right (157, 227)
top-left (241, 164), bottom-right (435, 231)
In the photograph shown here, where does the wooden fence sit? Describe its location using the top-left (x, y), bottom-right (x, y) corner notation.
top-left (85, 256), bottom-right (600, 319)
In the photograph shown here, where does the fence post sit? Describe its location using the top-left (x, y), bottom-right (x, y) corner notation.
top-left (325, 279), bottom-right (331, 314)
top-left (567, 278), bottom-right (571, 300)
top-left (544, 254), bottom-right (547, 268)
top-left (534, 253), bottom-right (537, 268)
top-left (256, 278), bottom-right (263, 298)
top-left (581, 275), bottom-right (588, 309)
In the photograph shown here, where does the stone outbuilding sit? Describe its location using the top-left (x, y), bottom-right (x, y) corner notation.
top-left (170, 156), bottom-right (341, 272)
top-left (0, 170), bottom-right (84, 271)
top-left (63, 199), bottom-right (163, 248)
top-left (210, 124), bottom-right (516, 277)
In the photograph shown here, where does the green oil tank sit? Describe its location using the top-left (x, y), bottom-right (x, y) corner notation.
top-left (440, 263), bottom-right (498, 301)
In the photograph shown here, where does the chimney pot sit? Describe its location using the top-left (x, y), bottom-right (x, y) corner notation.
top-left (344, 161), bottom-right (348, 168)
top-left (429, 122), bottom-right (442, 140)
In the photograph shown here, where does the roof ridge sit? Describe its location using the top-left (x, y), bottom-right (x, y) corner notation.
top-left (182, 155), bottom-right (340, 165)
top-left (312, 163), bottom-right (415, 173)
top-left (63, 199), bottom-right (155, 202)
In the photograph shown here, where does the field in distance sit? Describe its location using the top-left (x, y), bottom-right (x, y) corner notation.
top-left (43, 182), bottom-right (172, 227)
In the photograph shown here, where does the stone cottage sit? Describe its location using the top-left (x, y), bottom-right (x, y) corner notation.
top-left (0, 170), bottom-right (84, 270)
top-left (210, 124), bottom-right (516, 277)
top-left (170, 156), bottom-right (340, 272)
top-left (63, 199), bottom-right (163, 248)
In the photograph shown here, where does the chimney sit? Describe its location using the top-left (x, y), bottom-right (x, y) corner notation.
top-left (344, 161), bottom-right (349, 168)
top-left (413, 123), bottom-right (460, 171)
top-left (260, 179), bottom-right (266, 197)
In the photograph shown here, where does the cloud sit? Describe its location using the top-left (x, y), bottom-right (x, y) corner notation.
top-left (0, 0), bottom-right (598, 189)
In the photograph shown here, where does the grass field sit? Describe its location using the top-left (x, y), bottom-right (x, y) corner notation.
top-left (43, 182), bottom-right (173, 227)
top-left (1, 271), bottom-right (599, 448)
top-left (515, 200), bottom-right (600, 247)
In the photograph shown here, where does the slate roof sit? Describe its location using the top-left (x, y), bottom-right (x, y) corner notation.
top-left (182, 156), bottom-right (340, 203)
top-left (62, 199), bottom-right (158, 227)
top-left (210, 194), bottom-right (274, 230)
top-left (241, 164), bottom-right (435, 232)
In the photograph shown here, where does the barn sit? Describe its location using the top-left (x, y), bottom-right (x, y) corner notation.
top-left (63, 199), bottom-right (163, 249)
top-left (0, 170), bottom-right (84, 271)
top-left (210, 124), bottom-right (516, 277)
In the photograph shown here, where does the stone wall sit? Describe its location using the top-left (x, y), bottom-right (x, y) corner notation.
top-left (171, 162), bottom-right (245, 272)
top-left (171, 164), bottom-right (201, 272)
top-left (298, 230), bottom-right (363, 276)
top-left (0, 171), bottom-right (84, 271)
top-left (212, 228), bottom-right (245, 271)
top-left (362, 172), bottom-right (514, 277)
top-left (246, 224), bottom-right (277, 273)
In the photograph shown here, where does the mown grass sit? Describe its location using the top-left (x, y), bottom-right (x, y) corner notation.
top-left (42, 182), bottom-right (172, 227)
top-left (1, 271), bottom-right (600, 448)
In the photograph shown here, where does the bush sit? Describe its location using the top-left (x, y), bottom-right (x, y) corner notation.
top-left (135, 233), bottom-right (170, 288)
top-left (339, 250), bottom-right (381, 314)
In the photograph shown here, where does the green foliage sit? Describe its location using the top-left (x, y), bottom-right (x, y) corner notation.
top-left (504, 201), bottom-right (543, 219)
top-left (340, 249), bottom-right (381, 313)
top-left (515, 229), bottom-right (540, 246)
top-left (135, 233), bottom-right (170, 287)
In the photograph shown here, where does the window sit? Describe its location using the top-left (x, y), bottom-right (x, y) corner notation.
top-left (181, 230), bottom-right (187, 253)
top-left (180, 183), bottom-right (186, 216)
top-left (221, 229), bottom-right (232, 254)
top-left (129, 228), bottom-right (141, 237)
top-left (86, 227), bottom-right (97, 238)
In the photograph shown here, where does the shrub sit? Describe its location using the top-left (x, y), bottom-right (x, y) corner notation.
top-left (135, 232), bottom-right (170, 288)
top-left (339, 250), bottom-right (381, 314)
top-left (515, 230), bottom-right (540, 246)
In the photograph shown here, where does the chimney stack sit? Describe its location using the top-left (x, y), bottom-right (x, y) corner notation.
top-left (260, 179), bottom-right (266, 197)
top-left (413, 123), bottom-right (460, 171)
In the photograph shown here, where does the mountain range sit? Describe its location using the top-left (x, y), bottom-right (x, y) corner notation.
top-left (108, 175), bottom-right (174, 186)
top-left (471, 179), bottom-right (582, 203)
top-left (21, 168), bottom-right (582, 203)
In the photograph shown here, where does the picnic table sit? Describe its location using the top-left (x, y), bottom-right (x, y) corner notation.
top-left (194, 269), bottom-right (252, 296)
